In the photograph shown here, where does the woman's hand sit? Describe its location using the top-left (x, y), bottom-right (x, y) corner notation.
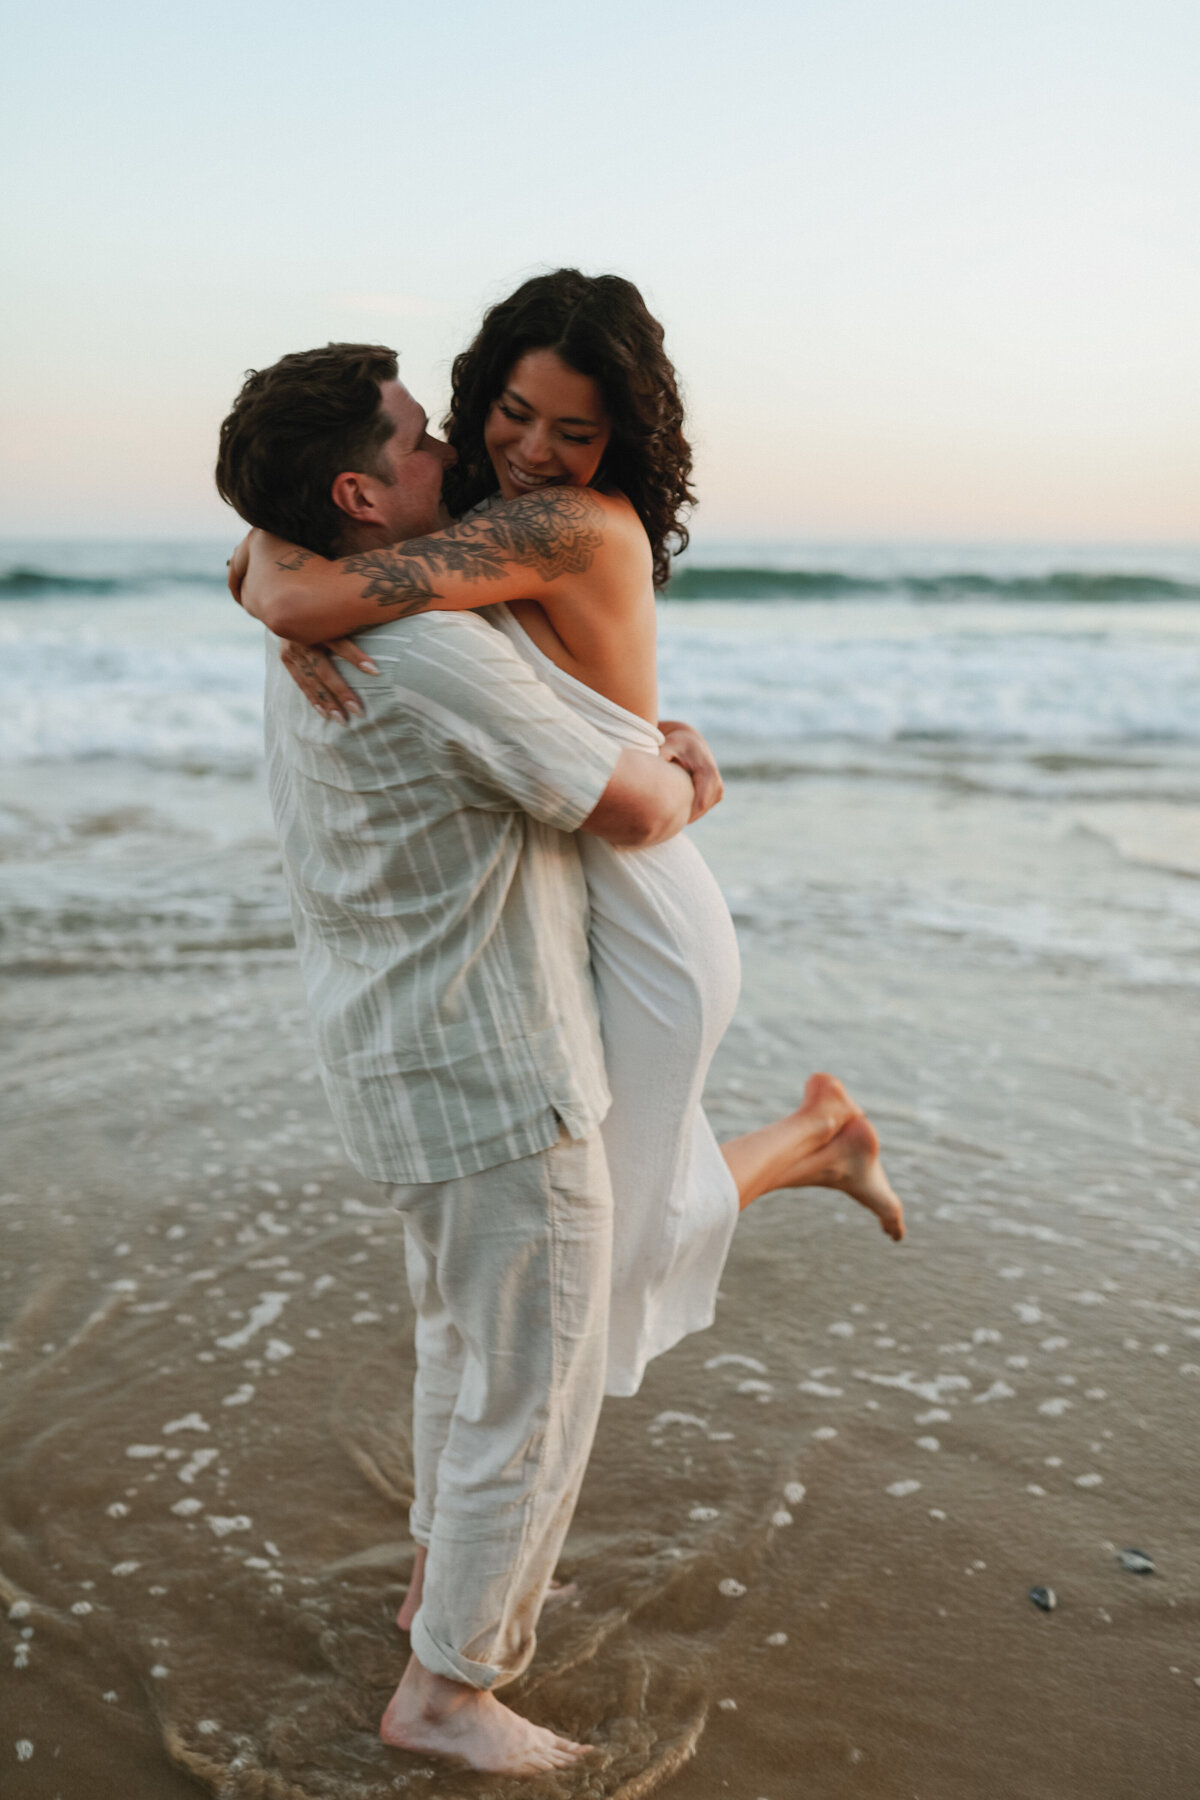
top-left (280, 638), bottom-right (379, 723)
top-left (658, 720), bottom-right (724, 823)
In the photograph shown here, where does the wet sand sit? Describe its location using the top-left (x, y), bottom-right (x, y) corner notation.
top-left (3, 751), bottom-right (1199, 1798)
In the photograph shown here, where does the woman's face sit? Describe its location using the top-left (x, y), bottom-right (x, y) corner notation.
top-left (483, 349), bottom-right (612, 500)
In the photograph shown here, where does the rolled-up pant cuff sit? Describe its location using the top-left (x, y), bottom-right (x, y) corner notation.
top-left (410, 1608), bottom-right (502, 1691)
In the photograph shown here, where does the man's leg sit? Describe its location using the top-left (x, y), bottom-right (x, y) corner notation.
top-left (395, 1221), bottom-right (464, 1631)
top-left (383, 1128), bottom-right (612, 1774)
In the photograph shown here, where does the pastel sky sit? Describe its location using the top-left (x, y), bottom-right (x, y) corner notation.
top-left (3, 0), bottom-right (1198, 542)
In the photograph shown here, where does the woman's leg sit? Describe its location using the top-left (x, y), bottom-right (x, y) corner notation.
top-left (721, 1074), bottom-right (905, 1240)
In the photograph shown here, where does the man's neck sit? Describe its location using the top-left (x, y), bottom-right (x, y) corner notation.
top-left (332, 503), bottom-right (452, 560)
top-left (332, 521), bottom-right (403, 558)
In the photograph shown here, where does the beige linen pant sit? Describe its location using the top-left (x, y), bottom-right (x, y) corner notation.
top-left (387, 1127), bottom-right (612, 1690)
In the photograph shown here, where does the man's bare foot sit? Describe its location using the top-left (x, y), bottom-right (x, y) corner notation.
top-left (396, 1546), bottom-right (575, 1633)
top-left (813, 1116), bottom-right (905, 1241)
top-left (381, 1654), bottom-right (592, 1775)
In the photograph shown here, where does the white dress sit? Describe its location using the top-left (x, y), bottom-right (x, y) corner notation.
top-left (492, 605), bottom-right (742, 1397)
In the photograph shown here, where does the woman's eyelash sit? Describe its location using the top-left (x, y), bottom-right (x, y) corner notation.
top-left (498, 403), bottom-right (593, 445)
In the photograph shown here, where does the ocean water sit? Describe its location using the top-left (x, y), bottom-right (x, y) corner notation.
top-left (4, 536), bottom-right (1200, 977)
top-left (3, 538), bottom-right (1200, 761)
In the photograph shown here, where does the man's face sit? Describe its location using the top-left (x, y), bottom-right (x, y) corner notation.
top-left (366, 380), bottom-right (456, 542)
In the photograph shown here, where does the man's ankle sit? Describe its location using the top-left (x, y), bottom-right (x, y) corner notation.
top-left (400, 1654), bottom-right (478, 1718)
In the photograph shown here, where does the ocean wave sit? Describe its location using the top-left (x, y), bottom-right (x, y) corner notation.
top-left (0, 564), bottom-right (227, 599)
top-left (5, 542), bottom-right (1200, 609)
top-left (663, 567), bottom-right (1200, 605)
top-left (1, 625), bottom-right (1198, 762)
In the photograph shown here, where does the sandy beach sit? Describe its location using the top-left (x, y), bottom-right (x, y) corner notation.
top-left (3, 725), bottom-right (1199, 1798)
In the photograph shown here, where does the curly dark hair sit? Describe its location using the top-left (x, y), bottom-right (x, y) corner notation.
top-left (215, 343), bottom-right (398, 558)
top-left (442, 270), bottom-right (695, 589)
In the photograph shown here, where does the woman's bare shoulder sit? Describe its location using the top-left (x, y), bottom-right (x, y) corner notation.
top-left (589, 488), bottom-right (653, 566)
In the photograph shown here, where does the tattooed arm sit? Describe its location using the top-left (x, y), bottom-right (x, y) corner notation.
top-left (238, 487), bottom-right (624, 645)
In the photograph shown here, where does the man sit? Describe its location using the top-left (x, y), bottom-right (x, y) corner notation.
top-left (216, 344), bottom-right (709, 1776)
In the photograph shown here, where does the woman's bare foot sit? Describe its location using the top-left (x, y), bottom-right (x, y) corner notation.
top-left (798, 1071), bottom-right (864, 1143)
top-left (396, 1546), bottom-right (575, 1633)
top-left (810, 1115), bottom-right (905, 1241)
top-left (381, 1655), bottom-right (592, 1775)
top-left (723, 1072), bottom-right (863, 1211)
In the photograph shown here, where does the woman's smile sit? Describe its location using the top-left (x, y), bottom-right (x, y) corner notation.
top-left (503, 457), bottom-right (561, 491)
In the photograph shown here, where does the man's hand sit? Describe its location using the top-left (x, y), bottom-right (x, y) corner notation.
top-left (581, 749), bottom-right (694, 849)
top-left (658, 720), bottom-right (724, 823)
top-left (227, 534), bottom-right (251, 604)
top-left (280, 638), bottom-right (379, 722)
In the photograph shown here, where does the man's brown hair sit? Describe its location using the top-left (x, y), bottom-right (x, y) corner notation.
top-left (215, 343), bottom-right (399, 557)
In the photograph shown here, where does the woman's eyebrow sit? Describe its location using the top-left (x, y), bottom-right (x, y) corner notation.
top-left (502, 385), bottom-right (598, 428)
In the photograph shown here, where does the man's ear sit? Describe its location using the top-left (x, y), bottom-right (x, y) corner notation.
top-left (330, 470), bottom-right (378, 522)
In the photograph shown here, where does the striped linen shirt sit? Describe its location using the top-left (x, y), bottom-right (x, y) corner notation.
top-left (264, 609), bottom-right (622, 1184)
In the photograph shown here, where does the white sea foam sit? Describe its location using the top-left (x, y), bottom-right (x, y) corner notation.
top-left (207, 1515), bottom-right (252, 1537)
top-left (972, 1380), bottom-right (1016, 1404)
top-left (216, 1293), bottom-right (290, 1352)
top-left (855, 1370), bottom-right (971, 1404)
top-left (178, 1448), bottom-right (219, 1484)
top-left (648, 1411), bottom-right (709, 1434)
top-left (162, 1413), bottom-right (209, 1434)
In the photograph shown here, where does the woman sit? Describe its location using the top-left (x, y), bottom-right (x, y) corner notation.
top-left (235, 269), bottom-right (903, 1401)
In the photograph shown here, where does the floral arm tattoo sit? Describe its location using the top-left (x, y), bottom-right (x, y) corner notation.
top-left (340, 487), bottom-right (604, 616)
